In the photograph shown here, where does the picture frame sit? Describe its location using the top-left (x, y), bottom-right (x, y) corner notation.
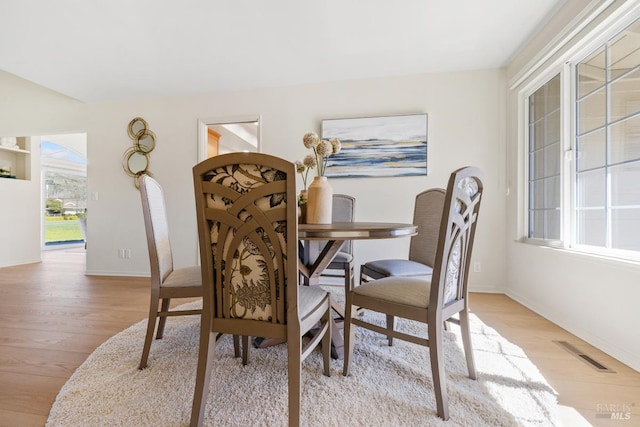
top-left (321, 113), bottom-right (428, 178)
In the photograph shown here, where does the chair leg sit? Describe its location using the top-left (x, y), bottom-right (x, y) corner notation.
top-left (231, 335), bottom-right (250, 364)
top-left (345, 264), bottom-right (353, 291)
top-left (459, 309), bottom-right (477, 380)
top-left (233, 335), bottom-right (240, 358)
top-left (322, 303), bottom-right (332, 377)
top-left (156, 298), bottom-right (171, 339)
top-left (287, 329), bottom-right (302, 427)
top-left (342, 296), bottom-right (356, 376)
top-left (139, 294), bottom-right (159, 370)
top-left (190, 318), bottom-right (216, 427)
top-left (242, 335), bottom-right (250, 366)
top-left (429, 320), bottom-right (449, 420)
top-left (386, 314), bottom-right (396, 346)
top-left (359, 270), bottom-right (367, 286)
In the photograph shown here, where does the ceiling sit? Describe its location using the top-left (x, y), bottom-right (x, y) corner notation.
top-left (0, 0), bottom-right (564, 103)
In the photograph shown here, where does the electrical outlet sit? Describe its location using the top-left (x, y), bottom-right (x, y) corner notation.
top-left (473, 261), bottom-right (481, 273)
top-left (118, 249), bottom-right (132, 259)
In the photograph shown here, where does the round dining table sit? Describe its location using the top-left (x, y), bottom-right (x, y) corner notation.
top-left (298, 221), bottom-right (417, 285)
top-left (298, 221), bottom-right (417, 358)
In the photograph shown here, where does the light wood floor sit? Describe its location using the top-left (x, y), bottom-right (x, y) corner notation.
top-left (0, 249), bottom-right (638, 426)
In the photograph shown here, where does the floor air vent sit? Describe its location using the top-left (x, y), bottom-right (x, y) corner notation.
top-left (554, 341), bottom-right (615, 373)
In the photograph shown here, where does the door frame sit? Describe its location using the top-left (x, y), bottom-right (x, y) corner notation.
top-left (40, 132), bottom-right (88, 250)
top-left (197, 114), bottom-right (261, 162)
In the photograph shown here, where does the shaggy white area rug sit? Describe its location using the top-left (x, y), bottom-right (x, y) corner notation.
top-left (46, 300), bottom-right (558, 427)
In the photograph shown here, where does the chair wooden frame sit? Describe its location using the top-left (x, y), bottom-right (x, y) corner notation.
top-left (190, 153), bottom-right (331, 427)
top-left (343, 166), bottom-right (484, 421)
top-left (138, 174), bottom-right (204, 370)
top-left (360, 188), bottom-right (445, 284)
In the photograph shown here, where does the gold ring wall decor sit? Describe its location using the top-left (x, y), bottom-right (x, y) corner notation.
top-left (134, 129), bottom-right (156, 153)
top-left (124, 117), bottom-right (156, 188)
top-left (127, 117), bottom-right (148, 139)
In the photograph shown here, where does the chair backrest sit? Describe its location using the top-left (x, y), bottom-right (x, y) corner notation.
top-left (430, 167), bottom-right (483, 315)
top-left (332, 194), bottom-right (355, 255)
top-left (409, 188), bottom-right (446, 268)
top-left (193, 153), bottom-right (298, 330)
top-left (306, 194), bottom-right (355, 260)
top-left (139, 174), bottom-right (174, 287)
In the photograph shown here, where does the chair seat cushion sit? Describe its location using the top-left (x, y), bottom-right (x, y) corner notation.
top-left (163, 265), bottom-right (202, 288)
top-left (353, 277), bottom-right (431, 308)
top-left (362, 259), bottom-right (432, 277)
top-left (330, 251), bottom-right (353, 264)
top-left (299, 285), bottom-right (329, 316)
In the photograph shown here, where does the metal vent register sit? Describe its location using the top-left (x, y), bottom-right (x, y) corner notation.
top-left (554, 341), bottom-right (615, 373)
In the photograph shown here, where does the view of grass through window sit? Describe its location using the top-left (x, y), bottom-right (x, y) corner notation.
top-left (45, 217), bottom-right (84, 243)
top-left (44, 170), bottom-right (87, 245)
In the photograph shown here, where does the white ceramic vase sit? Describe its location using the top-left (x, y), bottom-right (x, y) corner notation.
top-left (306, 176), bottom-right (332, 224)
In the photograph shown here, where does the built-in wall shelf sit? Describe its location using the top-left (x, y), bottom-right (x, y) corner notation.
top-left (0, 145), bottom-right (30, 155)
top-left (0, 137), bottom-right (32, 180)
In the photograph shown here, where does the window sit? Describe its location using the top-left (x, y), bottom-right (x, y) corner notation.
top-left (576, 18), bottom-right (640, 253)
top-left (528, 74), bottom-right (561, 241)
top-left (525, 15), bottom-right (640, 260)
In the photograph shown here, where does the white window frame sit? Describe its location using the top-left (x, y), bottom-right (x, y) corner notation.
top-left (519, 3), bottom-right (640, 262)
top-left (569, 26), bottom-right (640, 261)
top-left (521, 68), bottom-right (568, 248)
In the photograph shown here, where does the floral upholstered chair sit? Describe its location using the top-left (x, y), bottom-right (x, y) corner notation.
top-left (190, 153), bottom-right (331, 427)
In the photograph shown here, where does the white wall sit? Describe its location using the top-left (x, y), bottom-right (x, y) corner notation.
top-left (1, 0), bottom-right (636, 376)
top-left (0, 70), bottom-right (85, 267)
top-left (84, 69), bottom-right (507, 293)
top-left (505, 0), bottom-right (640, 371)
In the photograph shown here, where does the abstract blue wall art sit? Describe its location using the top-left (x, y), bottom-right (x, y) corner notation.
top-left (321, 113), bottom-right (427, 178)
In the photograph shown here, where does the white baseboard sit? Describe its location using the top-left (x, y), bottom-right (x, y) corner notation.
top-left (505, 288), bottom-right (640, 373)
top-left (468, 284), bottom-right (504, 294)
top-left (0, 257), bottom-right (41, 268)
top-left (85, 270), bottom-right (149, 278)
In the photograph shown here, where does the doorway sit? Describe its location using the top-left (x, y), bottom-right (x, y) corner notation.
top-left (197, 115), bottom-right (260, 161)
top-left (41, 133), bottom-right (88, 249)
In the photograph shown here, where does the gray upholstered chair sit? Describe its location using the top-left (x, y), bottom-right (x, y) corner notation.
top-left (191, 153), bottom-right (332, 427)
top-left (343, 166), bottom-right (484, 421)
top-left (360, 188), bottom-right (445, 284)
top-left (139, 175), bottom-right (243, 370)
top-left (138, 174), bottom-right (204, 370)
top-left (303, 194), bottom-right (355, 290)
